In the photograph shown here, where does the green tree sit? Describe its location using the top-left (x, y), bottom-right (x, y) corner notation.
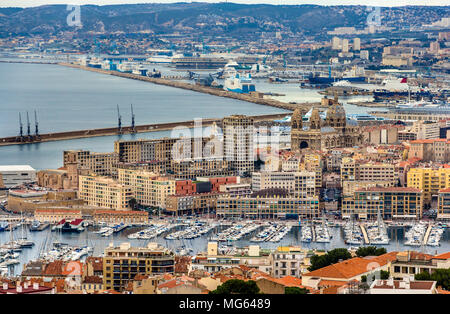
top-left (285, 287), bottom-right (309, 294)
top-left (308, 248), bottom-right (352, 272)
top-left (415, 269), bottom-right (450, 290)
top-left (209, 279), bottom-right (260, 294)
top-left (128, 198), bottom-right (138, 210)
top-left (415, 271), bottom-right (432, 281)
top-left (380, 270), bottom-right (390, 280)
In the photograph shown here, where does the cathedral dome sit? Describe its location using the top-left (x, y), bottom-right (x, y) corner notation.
top-left (325, 101), bottom-right (346, 128)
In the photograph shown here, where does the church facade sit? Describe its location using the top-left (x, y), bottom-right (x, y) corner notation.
top-left (290, 96), bottom-right (363, 151)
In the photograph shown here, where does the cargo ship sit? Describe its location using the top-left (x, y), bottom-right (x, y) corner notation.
top-left (308, 66), bottom-right (366, 85)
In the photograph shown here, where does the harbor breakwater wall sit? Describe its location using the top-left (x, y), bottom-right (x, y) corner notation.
top-left (0, 113), bottom-right (288, 147)
top-left (58, 62), bottom-right (318, 111)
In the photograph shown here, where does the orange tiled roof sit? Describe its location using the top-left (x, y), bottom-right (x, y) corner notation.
top-left (86, 257), bottom-right (103, 272)
top-left (43, 260), bottom-right (64, 276)
top-left (433, 252), bottom-right (450, 260)
top-left (318, 280), bottom-right (348, 288)
top-left (304, 252), bottom-right (397, 280)
top-left (276, 276), bottom-right (304, 288)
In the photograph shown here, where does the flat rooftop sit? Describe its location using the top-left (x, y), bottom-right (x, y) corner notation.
top-left (0, 165), bottom-right (36, 172)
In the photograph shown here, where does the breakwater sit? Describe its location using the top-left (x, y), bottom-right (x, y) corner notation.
top-left (59, 62), bottom-right (318, 111)
top-left (0, 113), bottom-right (288, 146)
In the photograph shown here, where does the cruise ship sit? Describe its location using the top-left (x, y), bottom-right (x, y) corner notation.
top-left (224, 73), bottom-right (256, 93)
top-left (147, 53), bottom-right (184, 64)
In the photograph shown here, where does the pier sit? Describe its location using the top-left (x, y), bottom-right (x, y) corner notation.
top-left (0, 113), bottom-right (288, 147)
top-left (58, 62), bottom-right (319, 111)
top-left (423, 223), bottom-right (433, 245)
top-left (360, 224), bottom-right (370, 244)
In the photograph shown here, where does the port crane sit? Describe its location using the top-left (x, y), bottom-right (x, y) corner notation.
top-left (34, 110), bottom-right (39, 138)
top-left (117, 105), bottom-right (122, 134)
top-left (130, 104), bottom-right (136, 133)
top-left (26, 111), bottom-right (31, 139)
top-left (18, 113), bottom-right (23, 138)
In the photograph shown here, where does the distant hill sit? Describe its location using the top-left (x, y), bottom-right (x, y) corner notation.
top-left (0, 3), bottom-right (448, 37)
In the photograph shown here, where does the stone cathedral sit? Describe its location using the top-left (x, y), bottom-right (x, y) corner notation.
top-left (290, 95), bottom-right (363, 151)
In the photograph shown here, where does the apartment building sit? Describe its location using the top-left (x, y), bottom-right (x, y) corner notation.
top-left (189, 242), bottom-right (272, 274)
top-left (437, 188), bottom-right (450, 220)
top-left (341, 158), bottom-right (397, 185)
top-left (341, 180), bottom-right (394, 196)
top-left (103, 242), bottom-right (175, 292)
top-left (165, 192), bottom-right (221, 215)
top-left (271, 247), bottom-right (309, 278)
top-left (117, 168), bottom-right (175, 209)
top-left (63, 150), bottom-right (119, 177)
top-left (222, 115), bottom-right (254, 176)
top-left (78, 175), bottom-right (133, 210)
top-left (300, 154), bottom-right (322, 189)
top-left (216, 195), bottom-right (320, 219)
top-left (407, 167), bottom-right (450, 202)
top-left (408, 139), bottom-right (450, 163)
top-left (170, 158), bottom-right (233, 179)
top-left (251, 171), bottom-right (316, 198)
top-left (342, 187), bottom-right (423, 219)
top-left (390, 251), bottom-right (450, 280)
top-left (114, 137), bottom-right (214, 165)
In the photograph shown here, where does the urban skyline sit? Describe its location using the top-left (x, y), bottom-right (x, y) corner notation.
top-left (0, 0), bottom-right (449, 299)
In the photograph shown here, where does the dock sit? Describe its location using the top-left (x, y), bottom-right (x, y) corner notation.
top-left (423, 223), bottom-right (432, 245)
top-left (360, 224), bottom-right (370, 244)
top-left (59, 62), bottom-right (318, 112)
top-left (312, 224), bottom-right (316, 242)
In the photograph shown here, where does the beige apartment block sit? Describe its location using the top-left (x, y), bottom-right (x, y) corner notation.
top-left (78, 175), bottom-right (133, 210)
top-left (117, 168), bottom-right (175, 209)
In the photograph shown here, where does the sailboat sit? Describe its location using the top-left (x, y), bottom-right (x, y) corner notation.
top-left (17, 212), bottom-right (35, 248)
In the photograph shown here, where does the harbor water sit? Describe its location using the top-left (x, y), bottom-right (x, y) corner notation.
top-left (1, 222), bottom-right (449, 276)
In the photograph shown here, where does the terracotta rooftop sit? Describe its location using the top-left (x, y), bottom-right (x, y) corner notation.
top-left (372, 280), bottom-right (435, 290)
top-left (433, 252), bottom-right (450, 260)
top-left (304, 252), bottom-right (398, 280)
top-left (86, 257), bottom-right (103, 272)
top-left (83, 276), bottom-right (102, 284)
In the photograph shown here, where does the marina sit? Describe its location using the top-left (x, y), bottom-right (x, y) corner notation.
top-left (404, 221), bottom-right (428, 247)
top-left (0, 217), bottom-right (448, 276)
top-left (165, 220), bottom-right (220, 240)
top-left (210, 221), bottom-right (264, 242)
top-left (250, 222), bottom-right (293, 243)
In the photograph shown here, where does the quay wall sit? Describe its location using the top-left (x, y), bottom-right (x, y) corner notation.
top-left (0, 113), bottom-right (288, 147)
